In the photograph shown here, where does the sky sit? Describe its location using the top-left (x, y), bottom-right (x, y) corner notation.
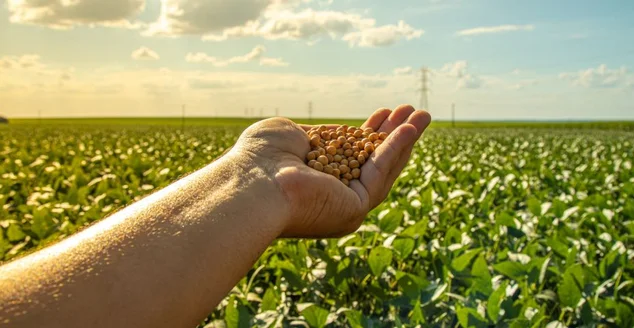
top-left (0, 0), bottom-right (633, 120)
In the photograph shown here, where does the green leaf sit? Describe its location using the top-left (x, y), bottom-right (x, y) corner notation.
top-left (457, 306), bottom-right (488, 328)
top-left (546, 237), bottom-right (569, 258)
top-left (300, 304), bottom-right (329, 328)
top-left (493, 261), bottom-right (526, 280)
top-left (368, 246), bottom-right (392, 276)
top-left (487, 280), bottom-right (507, 322)
top-left (452, 248), bottom-right (482, 272)
top-left (496, 212), bottom-right (516, 227)
top-left (344, 310), bottom-right (364, 328)
top-left (600, 249), bottom-right (622, 278)
top-left (527, 197), bottom-right (541, 216)
top-left (558, 264), bottom-right (584, 308)
top-left (471, 255), bottom-right (492, 295)
top-left (392, 236), bottom-right (415, 260)
top-left (260, 287), bottom-right (278, 312)
top-left (378, 210), bottom-right (403, 233)
top-left (31, 208), bottom-right (55, 240)
top-left (408, 300), bottom-right (425, 325)
top-left (225, 296), bottom-right (251, 328)
top-left (7, 224), bottom-right (26, 242)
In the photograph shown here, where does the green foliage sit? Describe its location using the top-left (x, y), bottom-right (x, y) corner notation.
top-left (1, 124), bottom-right (633, 327)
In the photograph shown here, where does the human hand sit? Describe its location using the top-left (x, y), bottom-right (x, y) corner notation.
top-left (230, 104), bottom-right (431, 238)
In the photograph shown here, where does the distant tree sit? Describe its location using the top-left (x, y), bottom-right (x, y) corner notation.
top-left (0, 116), bottom-right (8, 124)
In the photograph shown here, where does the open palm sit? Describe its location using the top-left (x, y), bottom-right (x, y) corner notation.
top-left (235, 105), bottom-right (431, 238)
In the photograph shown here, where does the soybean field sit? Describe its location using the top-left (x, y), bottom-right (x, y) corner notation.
top-left (1, 120), bottom-right (633, 327)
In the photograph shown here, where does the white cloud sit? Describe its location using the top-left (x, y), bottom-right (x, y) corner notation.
top-left (146, 1), bottom-right (422, 47)
top-left (7, 0), bottom-right (145, 29)
top-left (259, 57), bottom-right (290, 67)
top-left (131, 47), bottom-right (160, 61)
top-left (146, 0), bottom-right (275, 36)
top-left (393, 66), bottom-right (413, 75)
top-left (559, 64), bottom-right (629, 88)
top-left (438, 61), bottom-right (484, 89)
top-left (508, 79), bottom-right (537, 90)
top-left (0, 55), bottom-right (43, 70)
top-left (343, 20), bottom-right (423, 47)
top-left (186, 45), bottom-right (288, 67)
top-left (203, 9), bottom-right (374, 41)
top-left (456, 24), bottom-right (534, 36)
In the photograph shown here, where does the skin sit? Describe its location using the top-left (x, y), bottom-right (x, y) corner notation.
top-left (0, 105), bottom-right (431, 328)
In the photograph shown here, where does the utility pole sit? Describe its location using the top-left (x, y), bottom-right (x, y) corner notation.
top-left (452, 103), bottom-right (456, 128)
top-left (181, 104), bottom-right (186, 132)
top-left (420, 67), bottom-right (430, 112)
top-left (308, 101), bottom-right (313, 121)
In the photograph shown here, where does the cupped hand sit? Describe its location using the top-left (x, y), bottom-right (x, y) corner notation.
top-left (231, 105), bottom-right (431, 238)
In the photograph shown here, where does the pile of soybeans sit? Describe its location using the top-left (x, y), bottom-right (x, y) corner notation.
top-left (305, 125), bottom-right (388, 186)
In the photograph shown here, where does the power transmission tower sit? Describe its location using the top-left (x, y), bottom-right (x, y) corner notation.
top-left (275, 107), bottom-right (279, 117)
top-left (420, 67), bottom-right (430, 111)
top-left (452, 103), bottom-right (456, 128)
top-left (308, 101), bottom-right (313, 121)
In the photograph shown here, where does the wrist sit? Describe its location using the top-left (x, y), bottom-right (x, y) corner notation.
top-left (204, 150), bottom-right (291, 238)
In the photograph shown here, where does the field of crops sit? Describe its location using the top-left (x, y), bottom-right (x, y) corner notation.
top-left (1, 121), bottom-right (633, 327)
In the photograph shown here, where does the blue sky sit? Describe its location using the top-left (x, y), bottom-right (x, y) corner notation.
top-left (1, 0), bottom-right (633, 120)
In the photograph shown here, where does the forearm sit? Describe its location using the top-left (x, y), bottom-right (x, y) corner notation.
top-left (0, 152), bottom-right (287, 328)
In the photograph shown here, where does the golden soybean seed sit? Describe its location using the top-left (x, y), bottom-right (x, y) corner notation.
top-left (317, 155), bottom-right (328, 166)
top-left (313, 162), bottom-right (324, 172)
top-left (364, 143), bottom-right (375, 154)
top-left (310, 136), bottom-right (320, 147)
top-left (305, 125), bottom-right (387, 186)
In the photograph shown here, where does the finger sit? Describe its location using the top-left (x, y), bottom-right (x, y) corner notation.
top-left (377, 104), bottom-right (416, 134)
top-left (405, 110), bottom-right (432, 138)
top-left (361, 108), bottom-right (392, 131)
top-left (386, 111), bottom-right (432, 183)
top-left (360, 124), bottom-right (418, 206)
